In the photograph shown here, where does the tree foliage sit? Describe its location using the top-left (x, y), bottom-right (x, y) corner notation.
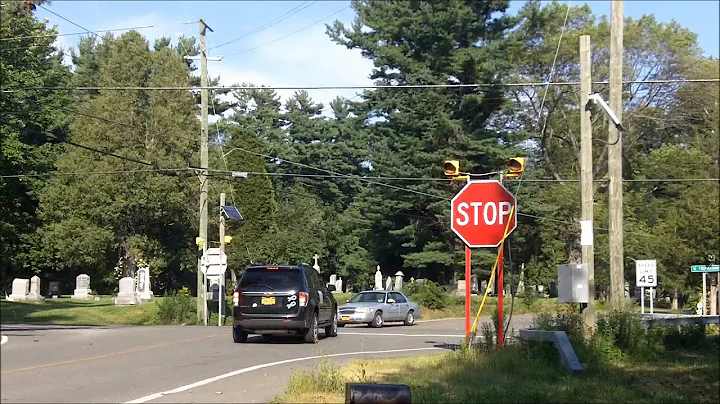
top-left (1, 1), bottom-right (717, 306)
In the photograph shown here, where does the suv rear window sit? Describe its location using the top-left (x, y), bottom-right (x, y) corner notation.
top-left (239, 268), bottom-right (303, 290)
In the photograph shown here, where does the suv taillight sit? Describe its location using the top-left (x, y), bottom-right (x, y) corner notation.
top-left (233, 291), bottom-right (240, 306)
top-left (299, 292), bottom-right (308, 307)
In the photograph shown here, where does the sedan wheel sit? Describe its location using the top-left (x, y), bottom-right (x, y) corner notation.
top-left (404, 310), bottom-right (415, 326)
top-left (369, 311), bottom-right (383, 328)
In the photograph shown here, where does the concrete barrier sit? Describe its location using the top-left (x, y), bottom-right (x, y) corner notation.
top-left (518, 329), bottom-right (585, 374)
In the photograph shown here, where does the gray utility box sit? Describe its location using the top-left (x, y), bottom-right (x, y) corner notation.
top-left (558, 264), bottom-right (589, 303)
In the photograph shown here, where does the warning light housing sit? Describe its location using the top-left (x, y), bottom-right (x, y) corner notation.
top-left (507, 157), bottom-right (526, 179)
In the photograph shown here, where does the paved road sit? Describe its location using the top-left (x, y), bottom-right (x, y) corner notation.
top-left (0, 314), bottom-right (534, 403)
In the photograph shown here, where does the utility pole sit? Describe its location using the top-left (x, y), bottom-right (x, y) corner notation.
top-left (196, 19), bottom-right (213, 323)
top-left (608, 0), bottom-right (625, 308)
top-left (579, 35), bottom-right (596, 338)
top-left (219, 192), bottom-right (226, 325)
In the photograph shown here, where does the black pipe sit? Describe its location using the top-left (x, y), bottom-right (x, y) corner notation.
top-left (345, 383), bottom-right (412, 404)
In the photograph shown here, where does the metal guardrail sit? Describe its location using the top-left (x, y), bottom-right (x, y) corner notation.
top-left (518, 329), bottom-right (585, 374)
top-left (345, 383), bottom-right (412, 404)
top-left (640, 314), bottom-right (720, 328)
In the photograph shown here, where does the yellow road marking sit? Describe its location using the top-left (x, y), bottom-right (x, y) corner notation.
top-left (1, 334), bottom-right (221, 375)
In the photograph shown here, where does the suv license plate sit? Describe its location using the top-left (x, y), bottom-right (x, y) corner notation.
top-left (261, 297), bottom-right (275, 305)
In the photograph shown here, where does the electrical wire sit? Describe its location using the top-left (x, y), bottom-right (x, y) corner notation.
top-left (1, 168), bottom-right (193, 179)
top-left (209, 1), bottom-right (317, 50)
top-left (219, 145), bottom-right (449, 200)
top-left (222, 6), bottom-right (348, 58)
top-left (0, 22), bottom-right (196, 42)
top-left (503, 1), bottom-right (573, 344)
top-left (3, 79), bottom-right (717, 93)
top-left (37, 4), bottom-right (101, 39)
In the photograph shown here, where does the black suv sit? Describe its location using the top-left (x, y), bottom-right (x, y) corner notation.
top-left (232, 264), bottom-right (338, 343)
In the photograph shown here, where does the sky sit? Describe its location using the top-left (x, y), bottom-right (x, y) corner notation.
top-left (31, 0), bottom-right (720, 113)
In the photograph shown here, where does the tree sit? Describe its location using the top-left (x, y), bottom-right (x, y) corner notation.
top-left (0, 2), bottom-right (72, 288)
top-left (326, 0), bottom-right (523, 281)
top-left (36, 31), bottom-right (200, 293)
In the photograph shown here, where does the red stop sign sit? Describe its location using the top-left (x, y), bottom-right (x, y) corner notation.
top-left (451, 180), bottom-right (517, 248)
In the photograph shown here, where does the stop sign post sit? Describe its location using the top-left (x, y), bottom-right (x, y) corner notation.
top-left (451, 180), bottom-right (517, 347)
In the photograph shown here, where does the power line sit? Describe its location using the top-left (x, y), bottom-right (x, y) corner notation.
top-left (217, 145), bottom-right (448, 200)
top-left (209, 1), bottom-right (317, 51)
top-left (37, 4), bottom-right (101, 40)
top-left (220, 5), bottom-right (349, 58)
top-left (0, 22), bottom-right (196, 42)
top-left (1, 168), bottom-right (193, 179)
top-left (3, 78), bottom-right (717, 93)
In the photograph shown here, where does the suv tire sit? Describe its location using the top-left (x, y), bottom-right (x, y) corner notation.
top-left (304, 312), bottom-right (319, 343)
top-left (232, 326), bottom-right (248, 343)
top-left (325, 312), bottom-right (338, 337)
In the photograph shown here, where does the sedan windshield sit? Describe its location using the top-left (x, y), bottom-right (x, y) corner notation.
top-left (348, 292), bottom-right (386, 303)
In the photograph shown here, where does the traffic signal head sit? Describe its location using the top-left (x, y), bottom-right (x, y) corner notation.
top-left (506, 157), bottom-right (526, 179)
top-left (444, 160), bottom-right (460, 177)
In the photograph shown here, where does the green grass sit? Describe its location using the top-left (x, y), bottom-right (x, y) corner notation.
top-left (0, 296), bottom-right (184, 325)
top-left (274, 339), bottom-right (720, 403)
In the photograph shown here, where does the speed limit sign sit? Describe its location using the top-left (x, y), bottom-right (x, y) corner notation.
top-left (636, 260), bottom-right (657, 287)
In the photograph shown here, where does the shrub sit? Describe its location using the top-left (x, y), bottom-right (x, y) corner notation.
top-left (404, 280), bottom-right (448, 310)
top-left (155, 290), bottom-right (196, 325)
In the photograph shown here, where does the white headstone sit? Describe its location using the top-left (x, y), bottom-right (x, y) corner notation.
top-left (335, 277), bottom-right (343, 294)
top-left (8, 278), bottom-right (29, 301)
top-left (28, 275), bottom-right (44, 301)
top-left (114, 277), bottom-right (137, 305)
top-left (313, 254), bottom-right (321, 273)
top-left (71, 274), bottom-right (92, 300)
top-left (374, 266), bottom-right (383, 290)
top-left (457, 280), bottom-right (467, 291)
top-left (385, 276), bottom-right (392, 291)
top-left (329, 274), bottom-right (337, 288)
top-left (135, 266), bottom-right (154, 302)
top-left (394, 271), bottom-right (404, 291)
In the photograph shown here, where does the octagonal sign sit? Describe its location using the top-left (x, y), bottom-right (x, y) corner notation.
top-left (451, 180), bottom-right (517, 248)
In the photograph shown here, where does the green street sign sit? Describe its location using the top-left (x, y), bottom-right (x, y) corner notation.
top-left (691, 265), bottom-right (720, 273)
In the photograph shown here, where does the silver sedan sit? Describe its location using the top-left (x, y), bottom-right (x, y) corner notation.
top-left (337, 290), bottom-right (421, 328)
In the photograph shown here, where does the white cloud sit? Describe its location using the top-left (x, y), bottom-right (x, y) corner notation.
top-left (210, 22), bottom-right (375, 117)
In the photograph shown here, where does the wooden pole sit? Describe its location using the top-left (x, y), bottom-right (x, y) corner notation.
top-left (608, 0), bottom-right (625, 308)
top-left (579, 35), bottom-right (596, 339)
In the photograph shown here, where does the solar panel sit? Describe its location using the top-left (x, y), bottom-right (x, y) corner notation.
top-left (221, 205), bottom-right (243, 220)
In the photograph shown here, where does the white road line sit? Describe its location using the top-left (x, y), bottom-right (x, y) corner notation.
top-left (340, 332), bottom-right (465, 338)
top-left (1, 335), bottom-right (7, 345)
top-left (125, 347), bottom-right (443, 404)
top-left (416, 318), bottom-right (463, 323)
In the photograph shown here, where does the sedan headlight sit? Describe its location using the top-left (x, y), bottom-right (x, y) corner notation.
top-left (355, 308), bottom-right (373, 313)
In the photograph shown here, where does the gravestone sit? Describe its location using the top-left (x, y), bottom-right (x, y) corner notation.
top-left (71, 274), bottom-right (92, 300)
top-left (313, 254), bottom-right (321, 273)
top-left (334, 277), bottom-right (343, 294)
top-left (8, 279), bottom-right (29, 301)
top-left (374, 266), bottom-right (383, 290)
top-left (28, 276), bottom-right (44, 301)
top-left (114, 277), bottom-right (137, 305)
top-left (394, 271), bottom-right (404, 291)
top-left (549, 281), bottom-right (558, 298)
top-left (456, 280), bottom-right (466, 296)
top-left (481, 280), bottom-right (488, 295)
top-left (47, 281), bottom-right (61, 298)
top-left (135, 266), bottom-right (154, 302)
top-left (385, 276), bottom-right (392, 291)
top-left (329, 274), bottom-right (337, 289)
top-left (470, 275), bottom-right (478, 293)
